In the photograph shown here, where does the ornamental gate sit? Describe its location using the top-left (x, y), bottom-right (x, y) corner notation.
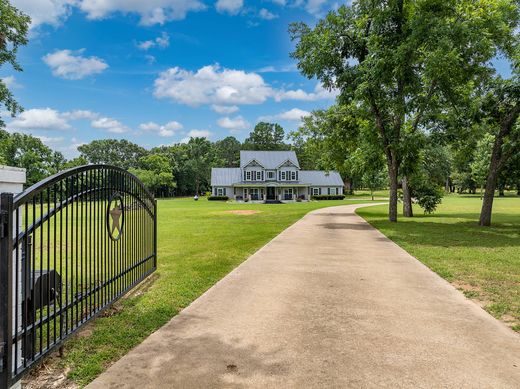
top-left (0, 165), bottom-right (157, 388)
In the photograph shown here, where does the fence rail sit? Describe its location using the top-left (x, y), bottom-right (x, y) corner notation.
top-left (0, 165), bottom-right (157, 388)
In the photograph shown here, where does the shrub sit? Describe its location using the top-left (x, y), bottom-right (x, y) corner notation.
top-left (207, 195), bottom-right (229, 201)
top-left (412, 184), bottom-right (443, 214)
top-left (310, 194), bottom-right (346, 200)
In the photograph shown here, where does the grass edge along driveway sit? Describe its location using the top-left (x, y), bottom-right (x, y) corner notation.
top-left (28, 198), bottom-right (375, 387)
top-left (357, 195), bottom-right (520, 334)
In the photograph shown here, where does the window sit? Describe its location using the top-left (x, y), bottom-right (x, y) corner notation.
top-left (256, 171), bottom-right (262, 180)
top-left (246, 171), bottom-right (251, 181)
top-left (312, 188), bottom-right (320, 196)
top-left (217, 188), bottom-right (224, 196)
top-left (330, 187), bottom-right (336, 195)
top-left (281, 171), bottom-right (286, 180)
top-left (291, 171), bottom-right (296, 180)
top-left (267, 171), bottom-right (274, 179)
top-left (250, 188), bottom-right (259, 200)
top-left (284, 188), bottom-right (293, 200)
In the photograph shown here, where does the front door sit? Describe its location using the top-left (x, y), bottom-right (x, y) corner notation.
top-left (266, 186), bottom-right (276, 200)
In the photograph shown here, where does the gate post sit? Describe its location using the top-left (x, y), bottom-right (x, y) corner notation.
top-left (0, 193), bottom-right (14, 389)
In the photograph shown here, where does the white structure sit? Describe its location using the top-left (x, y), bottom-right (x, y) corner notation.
top-left (211, 151), bottom-right (344, 202)
top-left (0, 166), bottom-right (25, 389)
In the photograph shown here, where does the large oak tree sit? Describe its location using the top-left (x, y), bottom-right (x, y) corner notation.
top-left (290, 0), bottom-right (518, 221)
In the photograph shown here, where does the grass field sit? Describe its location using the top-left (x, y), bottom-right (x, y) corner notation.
top-left (46, 197), bottom-right (373, 386)
top-left (357, 195), bottom-right (520, 332)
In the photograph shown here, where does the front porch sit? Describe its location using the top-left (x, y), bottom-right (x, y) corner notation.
top-left (234, 184), bottom-right (309, 203)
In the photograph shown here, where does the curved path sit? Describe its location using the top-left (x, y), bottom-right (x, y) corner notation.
top-left (88, 204), bottom-right (520, 388)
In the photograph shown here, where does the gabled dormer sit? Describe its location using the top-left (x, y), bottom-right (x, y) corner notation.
top-left (242, 159), bottom-right (265, 181)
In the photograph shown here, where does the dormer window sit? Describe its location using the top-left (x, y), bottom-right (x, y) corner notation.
top-left (256, 171), bottom-right (262, 180)
top-left (281, 171), bottom-right (286, 180)
top-left (291, 171), bottom-right (296, 180)
top-left (246, 171), bottom-right (251, 181)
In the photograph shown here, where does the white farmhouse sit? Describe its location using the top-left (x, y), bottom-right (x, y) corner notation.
top-left (211, 150), bottom-right (344, 202)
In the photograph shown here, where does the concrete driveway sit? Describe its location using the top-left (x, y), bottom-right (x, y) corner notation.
top-left (88, 204), bottom-right (520, 388)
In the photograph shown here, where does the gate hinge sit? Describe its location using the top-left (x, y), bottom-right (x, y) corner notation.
top-left (0, 210), bottom-right (8, 239)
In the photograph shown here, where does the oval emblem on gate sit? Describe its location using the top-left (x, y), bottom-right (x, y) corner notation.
top-left (107, 193), bottom-right (124, 240)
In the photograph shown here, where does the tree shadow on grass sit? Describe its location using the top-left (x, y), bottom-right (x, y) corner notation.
top-left (358, 211), bottom-right (520, 249)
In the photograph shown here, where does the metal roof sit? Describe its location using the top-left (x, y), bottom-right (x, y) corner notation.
top-left (299, 170), bottom-right (344, 186)
top-left (210, 168), bottom-right (241, 186)
top-left (240, 150), bottom-right (300, 169)
top-left (211, 168), bottom-right (344, 187)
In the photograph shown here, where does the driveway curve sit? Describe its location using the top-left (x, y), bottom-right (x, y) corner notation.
top-left (88, 204), bottom-right (520, 388)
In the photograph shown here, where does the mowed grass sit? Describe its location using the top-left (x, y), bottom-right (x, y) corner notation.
top-left (59, 197), bottom-right (372, 386)
top-left (357, 195), bottom-right (520, 331)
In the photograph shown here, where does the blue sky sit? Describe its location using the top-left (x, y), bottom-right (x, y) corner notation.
top-left (1, 0), bottom-right (343, 158)
top-left (1, 0), bottom-right (512, 159)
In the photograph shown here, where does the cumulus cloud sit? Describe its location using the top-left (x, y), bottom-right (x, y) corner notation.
top-left (139, 120), bottom-right (183, 137)
top-left (154, 64), bottom-right (273, 106)
top-left (13, 0), bottom-right (206, 27)
top-left (260, 108), bottom-right (311, 123)
top-left (43, 49), bottom-right (108, 80)
top-left (211, 105), bottom-right (239, 114)
top-left (79, 0), bottom-right (206, 25)
top-left (91, 117), bottom-right (129, 133)
top-left (259, 8), bottom-right (278, 20)
top-left (11, 0), bottom-right (75, 27)
top-left (215, 0), bottom-right (243, 14)
top-left (180, 129), bottom-right (212, 143)
top-left (9, 108), bottom-right (71, 130)
top-left (137, 32), bottom-right (170, 50)
top-left (217, 115), bottom-right (250, 132)
top-left (276, 83), bottom-right (339, 101)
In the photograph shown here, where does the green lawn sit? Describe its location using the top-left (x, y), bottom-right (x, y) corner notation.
top-left (54, 198), bottom-right (372, 386)
top-left (357, 195), bottom-right (520, 332)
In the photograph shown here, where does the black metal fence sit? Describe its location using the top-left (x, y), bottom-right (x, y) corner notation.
top-left (0, 165), bottom-right (157, 388)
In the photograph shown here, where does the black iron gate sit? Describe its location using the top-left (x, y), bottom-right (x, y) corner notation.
top-left (0, 165), bottom-right (157, 388)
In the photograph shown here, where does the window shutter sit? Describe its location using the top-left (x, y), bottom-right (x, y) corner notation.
top-left (278, 171), bottom-right (281, 181)
top-left (296, 171), bottom-right (298, 181)
top-left (328, 188), bottom-right (330, 195)
top-left (262, 171), bottom-right (264, 180)
top-left (319, 188), bottom-right (322, 195)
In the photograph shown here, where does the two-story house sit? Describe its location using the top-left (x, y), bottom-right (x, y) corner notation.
top-left (210, 150), bottom-right (344, 202)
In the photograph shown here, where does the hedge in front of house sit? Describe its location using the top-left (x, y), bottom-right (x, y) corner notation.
top-left (311, 194), bottom-right (346, 200)
top-left (208, 195), bottom-right (229, 201)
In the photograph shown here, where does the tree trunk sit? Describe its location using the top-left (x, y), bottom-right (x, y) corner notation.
top-left (479, 142), bottom-right (502, 226)
top-left (517, 183), bottom-right (520, 196)
top-left (402, 176), bottom-right (413, 217)
top-left (499, 185), bottom-right (505, 197)
top-left (387, 156), bottom-right (398, 222)
top-left (445, 177), bottom-right (450, 193)
top-left (371, 188), bottom-right (374, 201)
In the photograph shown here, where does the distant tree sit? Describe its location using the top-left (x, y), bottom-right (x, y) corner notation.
top-left (214, 136), bottom-right (241, 167)
top-left (130, 154), bottom-right (175, 197)
top-left (243, 122), bottom-right (287, 150)
top-left (62, 156), bottom-right (89, 169)
top-left (290, 1), bottom-right (519, 222)
top-left (78, 139), bottom-right (148, 170)
top-left (0, 130), bottom-right (64, 186)
top-left (184, 137), bottom-right (216, 195)
top-left (0, 0), bottom-right (30, 127)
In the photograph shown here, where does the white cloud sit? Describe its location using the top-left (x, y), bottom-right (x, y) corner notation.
top-left (259, 8), bottom-right (278, 20)
top-left (62, 110), bottom-right (99, 120)
top-left (215, 0), bottom-right (243, 14)
top-left (9, 108), bottom-right (71, 130)
top-left (137, 32), bottom-right (170, 50)
top-left (1, 76), bottom-right (22, 89)
top-left (91, 117), bottom-right (129, 133)
top-left (276, 83), bottom-right (339, 101)
top-left (43, 49), bottom-right (108, 80)
top-left (259, 108), bottom-right (311, 123)
top-left (11, 0), bottom-right (76, 28)
top-left (79, 0), bottom-right (206, 25)
top-left (154, 64), bottom-right (273, 106)
top-left (211, 105), bottom-right (239, 114)
top-left (217, 115), bottom-right (249, 131)
top-left (139, 120), bottom-right (183, 137)
top-left (180, 129), bottom-right (212, 143)
top-left (305, 0), bottom-right (329, 15)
